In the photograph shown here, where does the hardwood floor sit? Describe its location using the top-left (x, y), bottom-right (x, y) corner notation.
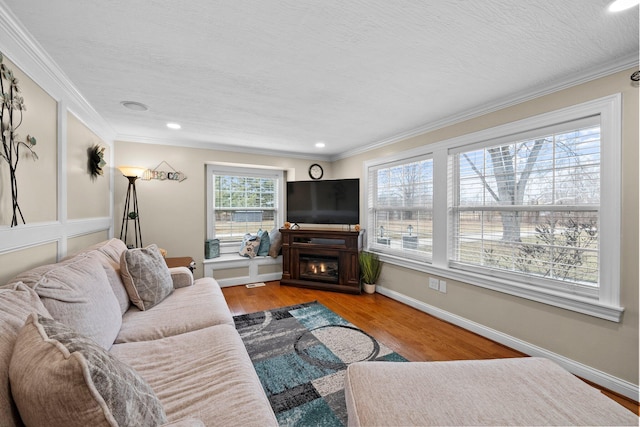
top-left (222, 281), bottom-right (639, 415)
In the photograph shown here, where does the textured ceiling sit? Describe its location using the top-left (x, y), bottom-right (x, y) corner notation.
top-left (2, 0), bottom-right (638, 159)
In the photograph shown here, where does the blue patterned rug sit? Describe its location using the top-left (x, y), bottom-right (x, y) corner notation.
top-left (233, 301), bottom-right (407, 427)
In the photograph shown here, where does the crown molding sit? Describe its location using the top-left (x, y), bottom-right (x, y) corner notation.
top-left (332, 52), bottom-right (639, 161)
top-left (115, 133), bottom-right (333, 162)
top-left (0, 0), bottom-right (116, 143)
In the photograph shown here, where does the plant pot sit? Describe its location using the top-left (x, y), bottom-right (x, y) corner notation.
top-left (363, 283), bottom-right (376, 294)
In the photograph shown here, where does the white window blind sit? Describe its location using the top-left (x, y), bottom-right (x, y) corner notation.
top-left (367, 156), bottom-right (434, 261)
top-left (449, 116), bottom-right (601, 297)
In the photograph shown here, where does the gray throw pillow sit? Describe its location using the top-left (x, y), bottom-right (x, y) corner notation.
top-left (120, 244), bottom-right (173, 310)
top-left (9, 314), bottom-right (167, 427)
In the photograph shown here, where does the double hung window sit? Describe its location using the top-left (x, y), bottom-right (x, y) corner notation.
top-left (206, 165), bottom-right (284, 244)
top-left (367, 156), bottom-right (434, 262)
top-left (449, 117), bottom-right (601, 298)
top-left (364, 95), bottom-right (622, 320)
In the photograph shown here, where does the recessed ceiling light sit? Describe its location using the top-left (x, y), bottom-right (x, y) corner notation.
top-left (608, 0), bottom-right (639, 12)
top-left (315, 142), bottom-right (326, 148)
top-left (166, 122), bottom-right (181, 130)
top-left (120, 101), bottom-right (148, 111)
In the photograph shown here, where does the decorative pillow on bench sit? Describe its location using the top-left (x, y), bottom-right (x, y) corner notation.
top-left (9, 314), bottom-right (167, 427)
top-left (239, 233), bottom-right (261, 258)
top-left (257, 228), bottom-right (271, 256)
top-left (120, 244), bottom-right (173, 311)
top-left (268, 227), bottom-right (282, 258)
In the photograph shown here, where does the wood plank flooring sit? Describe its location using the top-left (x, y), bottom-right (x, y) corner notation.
top-left (222, 281), bottom-right (639, 415)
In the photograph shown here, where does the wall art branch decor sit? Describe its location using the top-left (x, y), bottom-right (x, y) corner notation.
top-left (88, 144), bottom-right (107, 179)
top-left (0, 52), bottom-right (38, 227)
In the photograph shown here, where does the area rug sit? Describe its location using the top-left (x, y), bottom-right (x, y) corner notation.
top-left (233, 301), bottom-right (407, 427)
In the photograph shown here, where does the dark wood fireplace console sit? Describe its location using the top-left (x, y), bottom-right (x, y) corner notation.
top-left (280, 228), bottom-right (361, 294)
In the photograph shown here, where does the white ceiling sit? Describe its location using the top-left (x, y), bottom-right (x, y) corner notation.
top-left (2, 1), bottom-right (638, 159)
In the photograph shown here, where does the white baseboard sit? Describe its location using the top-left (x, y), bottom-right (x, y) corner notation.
top-left (376, 286), bottom-right (639, 402)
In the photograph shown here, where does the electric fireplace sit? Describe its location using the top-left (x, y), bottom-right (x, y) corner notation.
top-left (299, 254), bottom-right (339, 283)
top-left (280, 229), bottom-right (362, 294)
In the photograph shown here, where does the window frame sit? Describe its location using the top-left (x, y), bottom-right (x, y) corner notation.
top-left (206, 164), bottom-right (285, 248)
top-left (363, 94), bottom-right (623, 322)
top-left (449, 116), bottom-right (601, 299)
top-left (367, 154), bottom-right (435, 263)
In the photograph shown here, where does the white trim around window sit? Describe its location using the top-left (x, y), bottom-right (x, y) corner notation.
top-left (364, 94), bottom-right (623, 322)
top-left (206, 164), bottom-right (285, 247)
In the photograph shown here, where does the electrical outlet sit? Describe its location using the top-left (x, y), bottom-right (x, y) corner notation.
top-left (439, 280), bottom-right (447, 293)
top-left (428, 277), bottom-right (439, 290)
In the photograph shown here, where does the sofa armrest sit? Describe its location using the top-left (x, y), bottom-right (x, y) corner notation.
top-left (169, 266), bottom-right (194, 288)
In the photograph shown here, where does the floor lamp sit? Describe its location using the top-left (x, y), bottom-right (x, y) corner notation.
top-left (118, 166), bottom-right (146, 248)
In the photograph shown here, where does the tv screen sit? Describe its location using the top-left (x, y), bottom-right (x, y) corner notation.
top-left (287, 178), bottom-right (360, 225)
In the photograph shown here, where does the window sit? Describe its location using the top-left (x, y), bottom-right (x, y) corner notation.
top-left (364, 94), bottom-right (622, 321)
top-left (367, 156), bottom-right (434, 261)
top-left (449, 117), bottom-right (601, 298)
top-left (206, 165), bottom-right (284, 243)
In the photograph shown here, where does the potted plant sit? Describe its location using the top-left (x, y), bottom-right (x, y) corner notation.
top-left (359, 251), bottom-right (382, 294)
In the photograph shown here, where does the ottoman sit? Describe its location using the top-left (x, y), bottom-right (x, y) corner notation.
top-left (344, 357), bottom-right (637, 426)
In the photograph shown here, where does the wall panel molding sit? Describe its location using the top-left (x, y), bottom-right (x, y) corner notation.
top-left (0, 1), bottom-right (115, 264)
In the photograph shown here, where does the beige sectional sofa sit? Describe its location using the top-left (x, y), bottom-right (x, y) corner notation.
top-left (1, 238), bottom-right (278, 427)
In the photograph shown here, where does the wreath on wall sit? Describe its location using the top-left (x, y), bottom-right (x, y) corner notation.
top-left (88, 144), bottom-right (106, 178)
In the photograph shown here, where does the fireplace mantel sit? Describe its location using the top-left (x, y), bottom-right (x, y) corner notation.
top-left (280, 228), bottom-right (362, 294)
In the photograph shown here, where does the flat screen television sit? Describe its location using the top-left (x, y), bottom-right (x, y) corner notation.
top-left (287, 178), bottom-right (359, 225)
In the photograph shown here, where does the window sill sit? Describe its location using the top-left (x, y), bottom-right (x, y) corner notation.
top-left (377, 253), bottom-right (624, 323)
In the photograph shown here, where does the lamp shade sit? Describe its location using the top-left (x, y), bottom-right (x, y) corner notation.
top-left (117, 166), bottom-right (147, 178)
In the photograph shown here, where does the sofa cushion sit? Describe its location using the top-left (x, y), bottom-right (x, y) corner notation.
top-left (0, 282), bottom-right (51, 427)
top-left (64, 238), bottom-right (130, 314)
top-left (8, 254), bottom-right (122, 350)
top-left (116, 278), bottom-right (233, 343)
top-left (9, 314), bottom-right (167, 427)
top-left (120, 244), bottom-right (173, 311)
top-left (111, 324), bottom-right (278, 426)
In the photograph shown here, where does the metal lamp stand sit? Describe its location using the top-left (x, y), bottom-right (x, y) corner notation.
top-left (119, 175), bottom-right (142, 248)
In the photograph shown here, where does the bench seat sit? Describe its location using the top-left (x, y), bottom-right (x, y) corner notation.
top-left (203, 253), bottom-right (282, 286)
